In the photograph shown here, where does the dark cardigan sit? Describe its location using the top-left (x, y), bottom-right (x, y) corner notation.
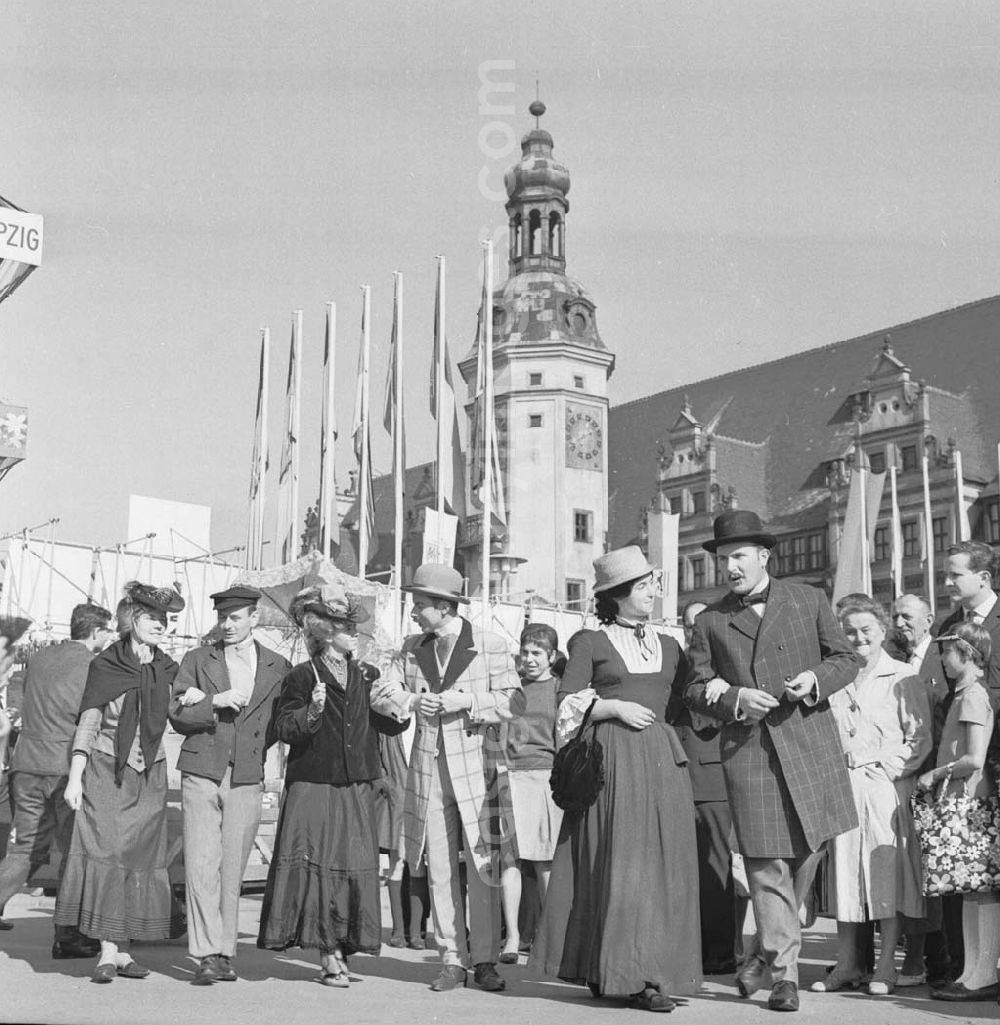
top-left (272, 656), bottom-right (408, 787)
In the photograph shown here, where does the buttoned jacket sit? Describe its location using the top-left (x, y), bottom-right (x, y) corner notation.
top-left (168, 640), bottom-right (291, 785)
top-left (684, 577), bottom-right (859, 856)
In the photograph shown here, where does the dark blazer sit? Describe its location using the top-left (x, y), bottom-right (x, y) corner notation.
top-left (168, 640), bottom-right (291, 786)
top-left (274, 656), bottom-right (408, 787)
top-left (684, 577), bottom-right (859, 857)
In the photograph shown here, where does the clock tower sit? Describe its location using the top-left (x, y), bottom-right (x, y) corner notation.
top-left (459, 102), bottom-right (615, 607)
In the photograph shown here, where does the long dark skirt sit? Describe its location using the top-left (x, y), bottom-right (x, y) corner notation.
top-left (257, 780), bottom-right (381, 955)
top-left (54, 752), bottom-right (183, 942)
top-left (531, 720), bottom-right (703, 998)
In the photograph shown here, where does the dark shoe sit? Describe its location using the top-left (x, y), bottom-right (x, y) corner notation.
top-left (191, 956), bottom-right (219, 986)
top-left (737, 959), bottom-right (771, 998)
top-left (116, 960), bottom-right (150, 979)
top-left (703, 958), bottom-right (737, 976)
top-left (91, 962), bottom-right (116, 984)
top-left (767, 981), bottom-right (799, 1012)
top-left (0, 919), bottom-right (13, 931)
top-left (472, 962), bottom-right (506, 992)
top-left (430, 964), bottom-right (467, 992)
top-left (214, 955), bottom-right (237, 982)
top-left (53, 939), bottom-right (102, 960)
top-left (930, 980), bottom-right (1000, 1002)
top-left (631, 986), bottom-right (676, 1012)
top-left (499, 951), bottom-right (519, 965)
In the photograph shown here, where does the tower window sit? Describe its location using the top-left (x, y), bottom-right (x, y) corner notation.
top-left (528, 210), bottom-right (542, 255)
top-left (549, 213), bottom-right (563, 258)
top-left (529, 372), bottom-right (543, 386)
top-left (573, 510), bottom-right (594, 543)
top-left (529, 414), bottom-right (543, 428)
top-left (573, 374), bottom-right (584, 389)
top-left (512, 214), bottom-right (522, 259)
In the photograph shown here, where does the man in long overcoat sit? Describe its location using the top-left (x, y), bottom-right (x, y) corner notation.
top-left (372, 563), bottom-right (522, 994)
top-left (685, 510), bottom-right (858, 1012)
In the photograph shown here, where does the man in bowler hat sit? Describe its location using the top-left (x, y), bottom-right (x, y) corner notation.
top-left (371, 563), bottom-right (523, 994)
top-left (169, 585), bottom-right (291, 984)
top-left (685, 510), bottom-right (858, 1012)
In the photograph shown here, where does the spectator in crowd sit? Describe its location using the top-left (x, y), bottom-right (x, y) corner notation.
top-left (810, 595), bottom-right (930, 996)
top-left (686, 510), bottom-right (859, 1013)
top-left (892, 594), bottom-right (936, 672)
top-left (55, 584), bottom-right (185, 982)
top-left (533, 546), bottom-right (701, 1013)
top-left (371, 563), bottom-right (522, 995)
top-left (0, 603), bottom-right (114, 954)
top-left (168, 585), bottom-right (290, 985)
top-left (499, 623), bottom-right (563, 964)
top-left (669, 599), bottom-right (742, 976)
top-left (922, 623), bottom-right (999, 1003)
top-left (256, 585), bottom-right (407, 988)
top-left (0, 635), bottom-right (17, 929)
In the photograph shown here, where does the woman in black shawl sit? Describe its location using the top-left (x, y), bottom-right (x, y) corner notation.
top-left (55, 582), bottom-right (185, 982)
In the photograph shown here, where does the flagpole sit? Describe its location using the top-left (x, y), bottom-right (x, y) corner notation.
top-left (889, 464), bottom-right (902, 599)
top-left (319, 302), bottom-right (337, 557)
top-left (482, 240), bottom-right (494, 627)
top-left (257, 327), bottom-right (270, 569)
top-left (922, 449), bottom-right (935, 610)
top-left (291, 310), bottom-right (303, 562)
top-left (435, 256), bottom-right (446, 554)
top-left (954, 449), bottom-right (968, 543)
top-left (392, 273), bottom-right (405, 639)
top-left (358, 286), bottom-right (372, 574)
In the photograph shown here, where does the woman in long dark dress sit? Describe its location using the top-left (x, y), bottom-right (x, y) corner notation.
top-left (56, 582), bottom-right (186, 982)
top-left (257, 584), bottom-right (408, 987)
top-left (532, 546), bottom-right (702, 1012)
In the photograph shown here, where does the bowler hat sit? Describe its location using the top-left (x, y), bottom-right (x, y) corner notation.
top-left (592, 546), bottom-right (656, 594)
top-left (290, 584), bottom-right (370, 627)
top-left (210, 584), bottom-right (262, 614)
top-left (125, 582), bottom-right (185, 615)
top-left (403, 564), bottom-right (469, 605)
top-left (702, 510), bottom-right (776, 554)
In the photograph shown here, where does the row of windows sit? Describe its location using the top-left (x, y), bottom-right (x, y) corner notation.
top-left (528, 371), bottom-right (586, 390)
top-left (678, 530), bottom-right (829, 592)
top-left (867, 444), bottom-right (919, 475)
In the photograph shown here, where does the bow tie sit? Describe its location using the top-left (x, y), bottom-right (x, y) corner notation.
top-left (740, 590), bottom-right (768, 609)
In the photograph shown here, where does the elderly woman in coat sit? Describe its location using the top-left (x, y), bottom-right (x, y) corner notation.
top-left (256, 584), bottom-right (408, 987)
top-left (810, 594), bottom-right (931, 996)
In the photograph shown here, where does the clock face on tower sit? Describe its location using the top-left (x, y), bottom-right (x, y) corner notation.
top-left (565, 405), bottom-right (603, 470)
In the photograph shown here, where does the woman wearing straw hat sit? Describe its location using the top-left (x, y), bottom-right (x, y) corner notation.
top-left (256, 584), bottom-right (409, 987)
top-left (532, 546), bottom-right (701, 1013)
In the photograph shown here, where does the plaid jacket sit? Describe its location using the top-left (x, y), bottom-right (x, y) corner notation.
top-left (370, 617), bottom-right (522, 881)
top-left (684, 578), bottom-right (859, 857)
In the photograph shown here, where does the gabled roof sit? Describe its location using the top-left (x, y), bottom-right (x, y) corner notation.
top-left (608, 294), bottom-right (1000, 547)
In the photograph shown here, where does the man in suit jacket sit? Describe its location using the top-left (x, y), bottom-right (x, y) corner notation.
top-left (0, 602), bottom-right (114, 955)
top-left (169, 585), bottom-right (290, 985)
top-left (685, 510), bottom-right (859, 1012)
top-left (371, 563), bottom-right (522, 994)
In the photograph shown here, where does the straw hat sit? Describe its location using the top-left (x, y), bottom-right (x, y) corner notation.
top-left (592, 546), bottom-right (656, 594)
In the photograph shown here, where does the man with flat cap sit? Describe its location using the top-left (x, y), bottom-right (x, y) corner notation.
top-left (169, 584), bottom-right (291, 984)
top-left (685, 510), bottom-right (859, 1012)
top-left (371, 563), bottom-right (523, 994)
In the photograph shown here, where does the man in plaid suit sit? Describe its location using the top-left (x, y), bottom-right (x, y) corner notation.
top-left (371, 564), bottom-right (522, 994)
top-left (685, 510), bottom-right (858, 1012)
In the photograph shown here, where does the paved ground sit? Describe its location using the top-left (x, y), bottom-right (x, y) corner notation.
top-left (1, 888), bottom-right (998, 1025)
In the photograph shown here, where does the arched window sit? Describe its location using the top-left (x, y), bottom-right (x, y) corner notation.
top-left (549, 213), bottom-right (562, 258)
top-left (511, 214), bottom-right (522, 259)
top-left (528, 210), bottom-right (542, 255)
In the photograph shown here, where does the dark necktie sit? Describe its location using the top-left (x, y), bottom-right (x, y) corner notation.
top-left (740, 590), bottom-right (768, 609)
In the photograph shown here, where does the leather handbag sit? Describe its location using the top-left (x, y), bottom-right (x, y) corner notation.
top-left (549, 698), bottom-right (604, 815)
top-left (911, 769), bottom-right (1000, 896)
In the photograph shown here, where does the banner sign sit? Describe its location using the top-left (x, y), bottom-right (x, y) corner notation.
top-left (0, 403), bottom-right (28, 461)
top-left (0, 208), bottom-right (43, 267)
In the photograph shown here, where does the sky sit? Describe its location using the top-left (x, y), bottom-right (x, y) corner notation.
top-left (2, 0), bottom-right (999, 560)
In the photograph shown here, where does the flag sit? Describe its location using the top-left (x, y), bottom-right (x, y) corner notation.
top-left (954, 449), bottom-right (971, 542)
top-left (888, 465), bottom-right (903, 598)
top-left (469, 265), bottom-right (506, 526)
top-left (275, 314), bottom-right (302, 565)
top-left (383, 273), bottom-right (405, 594)
top-left (833, 459), bottom-right (885, 604)
top-left (921, 452), bottom-right (936, 610)
top-left (318, 302), bottom-right (339, 556)
top-left (431, 257), bottom-right (465, 518)
top-left (352, 288), bottom-right (375, 570)
top-left (246, 328), bottom-right (269, 569)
